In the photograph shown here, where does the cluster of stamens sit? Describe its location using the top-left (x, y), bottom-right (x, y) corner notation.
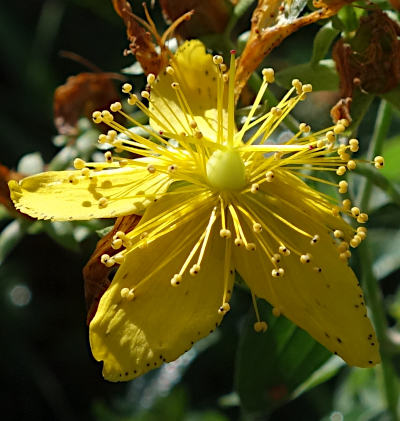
top-left (87, 48), bottom-right (386, 334)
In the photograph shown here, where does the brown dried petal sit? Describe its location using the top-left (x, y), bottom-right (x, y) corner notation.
top-left (112, 0), bottom-right (168, 76)
top-left (235, 0), bottom-right (350, 100)
top-left (53, 73), bottom-right (119, 135)
top-left (83, 214), bottom-right (141, 324)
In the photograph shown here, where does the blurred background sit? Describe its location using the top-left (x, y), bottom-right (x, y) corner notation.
top-left (1, 1), bottom-right (400, 420)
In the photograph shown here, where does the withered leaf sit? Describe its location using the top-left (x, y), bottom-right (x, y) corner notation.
top-left (83, 214), bottom-right (141, 324)
top-left (159, 0), bottom-right (230, 38)
top-left (235, 0), bottom-right (353, 100)
top-left (54, 72), bottom-right (119, 135)
top-left (113, 0), bottom-right (169, 76)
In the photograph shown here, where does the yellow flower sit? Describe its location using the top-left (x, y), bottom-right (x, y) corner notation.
top-left (9, 40), bottom-right (382, 382)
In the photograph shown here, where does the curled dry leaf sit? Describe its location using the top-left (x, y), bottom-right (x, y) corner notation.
top-left (113, 0), bottom-right (193, 76)
top-left (235, 0), bottom-right (353, 100)
top-left (54, 73), bottom-right (119, 135)
top-left (83, 214), bottom-right (141, 324)
top-left (331, 10), bottom-right (400, 121)
top-left (159, 0), bottom-right (230, 38)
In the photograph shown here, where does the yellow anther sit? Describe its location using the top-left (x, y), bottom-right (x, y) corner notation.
top-left (104, 151), bottom-right (113, 163)
top-left (101, 254), bottom-right (114, 267)
top-left (334, 123), bottom-right (345, 134)
top-left (110, 102), bottom-right (122, 112)
top-left (310, 234), bottom-right (320, 245)
top-left (222, 74), bottom-right (229, 83)
top-left (112, 238), bottom-right (123, 250)
top-left (253, 223), bottom-right (262, 233)
top-left (273, 152), bottom-right (282, 160)
top-left (195, 130), bottom-right (203, 139)
top-left (101, 110), bottom-right (113, 122)
top-left (357, 230), bottom-right (367, 240)
top-left (338, 180), bottom-right (348, 193)
top-left (332, 206), bottom-right (340, 216)
top-left (292, 79), bottom-right (303, 94)
top-left (357, 226), bottom-right (367, 233)
top-left (220, 229), bottom-right (232, 239)
top-left (218, 302), bottom-right (230, 314)
top-left (189, 121), bottom-right (197, 129)
top-left (272, 307), bottom-right (281, 317)
top-left (98, 197), bottom-right (108, 208)
top-left (220, 64), bottom-right (227, 72)
top-left (336, 166), bottom-right (346, 176)
top-left (347, 160), bottom-right (356, 170)
top-left (326, 131), bottom-right (335, 143)
top-left (349, 138), bottom-right (359, 152)
top-left (122, 83), bottom-right (132, 93)
top-left (213, 55), bottom-right (223, 65)
top-left (339, 252), bottom-right (350, 261)
top-left (342, 199), bottom-right (351, 210)
top-left (107, 129), bottom-right (117, 140)
top-left (81, 167), bottom-right (90, 177)
top-left (141, 90), bottom-right (150, 99)
top-left (300, 253), bottom-right (312, 264)
top-left (98, 134), bottom-right (107, 144)
top-left (357, 213), bottom-right (368, 223)
top-left (147, 164), bottom-right (156, 174)
top-left (119, 159), bottom-right (129, 167)
top-left (316, 139), bottom-right (325, 148)
top-left (171, 82), bottom-right (179, 90)
top-left (166, 66), bottom-right (174, 75)
top-left (251, 183), bottom-right (259, 193)
top-left (262, 68), bottom-right (275, 83)
top-left (234, 238), bottom-right (244, 247)
top-left (92, 110), bottom-right (102, 124)
top-left (299, 123), bottom-right (311, 133)
top-left (338, 241), bottom-right (349, 253)
top-left (168, 164), bottom-right (177, 172)
top-left (351, 207), bottom-right (360, 217)
top-left (113, 254), bottom-right (125, 264)
top-left (68, 174), bottom-right (78, 184)
top-left (279, 245), bottom-right (290, 256)
top-left (128, 94), bottom-right (138, 105)
top-left (73, 158), bottom-right (85, 170)
top-left (171, 274), bottom-right (182, 287)
top-left (254, 321), bottom-right (268, 333)
top-left (147, 73), bottom-right (155, 85)
top-left (265, 170), bottom-right (274, 182)
top-left (190, 264), bottom-right (200, 276)
top-left (334, 230), bottom-right (344, 239)
top-left (302, 84), bottom-right (313, 93)
top-left (350, 237), bottom-right (361, 248)
top-left (271, 253), bottom-right (281, 264)
top-left (246, 243), bottom-right (256, 251)
top-left (271, 107), bottom-right (282, 117)
top-left (374, 156), bottom-right (384, 168)
top-left (272, 268), bottom-right (281, 278)
top-left (121, 287), bottom-right (135, 301)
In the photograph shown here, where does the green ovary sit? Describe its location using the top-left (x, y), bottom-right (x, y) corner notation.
top-left (206, 148), bottom-right (247, 191)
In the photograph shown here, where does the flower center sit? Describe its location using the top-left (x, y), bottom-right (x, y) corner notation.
top-left (206, 148), bottom-right (247, 191)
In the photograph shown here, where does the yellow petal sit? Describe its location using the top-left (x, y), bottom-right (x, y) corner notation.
top-left (89, 194), bottom-right (234, 381)
top-left (234, 187), bottom-right (380, 367)
top-left (9, 166), bottom-right (170, 221)
top-left (149, 40), bottom-right (228, 141)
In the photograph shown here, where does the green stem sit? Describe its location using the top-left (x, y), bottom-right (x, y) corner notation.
top-left (357, 100), bottom-right (392, 211)
top-left (357, 100), bottom-right (399, 420)
top-left (248, 73), bottom-right (300, 133)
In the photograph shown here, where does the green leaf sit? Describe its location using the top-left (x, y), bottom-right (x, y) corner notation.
top-left (275, 60), bottom-right (339, 91)
top-left (0, 219), bottom-right (28, 265)
top-left (42, 221), bottom-right (80, 252)
top-left (235, 300), bottom-right (332, 414)
top-left (369, 228), bottom-right (400, 281)
top-left (380, 135), bottom-right (400, 182)
top-left (310, 22), bottom-right (340, 66)
top-left (381, 83), bottom-right (400, 111)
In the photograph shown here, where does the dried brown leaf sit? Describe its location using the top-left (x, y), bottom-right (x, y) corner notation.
top-left (159, 0), bottom-right (230, 38)
top-left (54, 72), bottom-right (119, 135)
top-left (235, 0), bottom-right (351, 100)
top-left (83, 214), bottom-right (141, 324)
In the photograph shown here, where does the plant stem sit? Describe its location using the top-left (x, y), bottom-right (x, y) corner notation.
top-left (357, 100), bottom-right (399, 420)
